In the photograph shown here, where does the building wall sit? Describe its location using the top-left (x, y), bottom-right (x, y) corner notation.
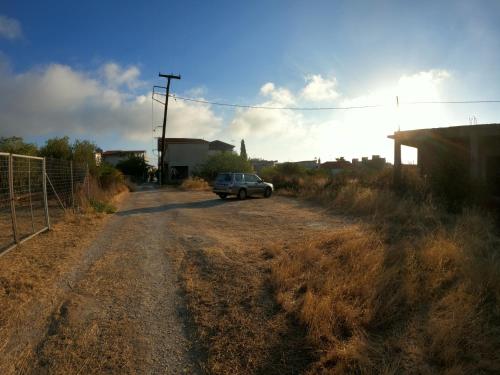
top-left (102, 155), bottom-right (127, 166)
top-left (294, 160), bottom-right (319, 169)
top-left (165, 143), bottom-right (209, 177)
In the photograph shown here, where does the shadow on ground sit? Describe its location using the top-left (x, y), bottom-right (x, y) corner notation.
top-left (116, 198), bottom-right (237, 216)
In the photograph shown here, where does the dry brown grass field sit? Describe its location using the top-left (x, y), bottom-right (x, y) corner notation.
top-left (179, 177), bottom-right (211, 191)
top-left (175, 180), bottom-right (500, 374)
top-left (0, 184), bottom-right (498, 374)
top-left (0, 211), bottom-right (111, 373)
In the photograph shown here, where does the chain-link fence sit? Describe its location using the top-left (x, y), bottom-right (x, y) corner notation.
top-left (0, 152), bottom-right (89, 255)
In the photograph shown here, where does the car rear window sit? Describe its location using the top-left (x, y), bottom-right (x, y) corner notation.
top-left (216, 173), bottom-right (232, 182)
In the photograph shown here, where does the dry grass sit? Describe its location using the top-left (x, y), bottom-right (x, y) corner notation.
top-left (173, 185), bottom-right (500, 373)
top-left (0, 182), bottom-right (127, 374)
top-left (0, 212), bottom-right (108, 374)
top-left (270, 186), bottom-right (500, 374)
top-left (179, 244), bottom-right (312, 374)
top-left (75, 175), bottom-right (128, 214)
top-left (180, 177), bottom-right (210, 191)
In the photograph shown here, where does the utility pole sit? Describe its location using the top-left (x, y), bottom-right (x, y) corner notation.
top-left (158, 72), bottom-right (181, 185)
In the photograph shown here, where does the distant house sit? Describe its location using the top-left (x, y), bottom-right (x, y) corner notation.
top-left (321, 158), bottom-right (351, 175)
top-left (102, 150), bottom-right (146, 166)
top-left (250, 158), bottom-right (278, 173)
top-left (281, 160), bottom-right (319, 170)
top-left (359, 155), bottom-right (387, 170)
top-left (320, 156), bottom-right (387, 176)
top-left (157, 138), bottom-right (234, 181)
top-left (389, 123), bottom-right (500, 199)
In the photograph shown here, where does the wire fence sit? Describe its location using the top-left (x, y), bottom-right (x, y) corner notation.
top-left (0, 152), bottom-right (89, 255)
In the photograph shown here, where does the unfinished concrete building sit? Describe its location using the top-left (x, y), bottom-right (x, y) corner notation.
top-left (389, 123), bottom-right (500, 200)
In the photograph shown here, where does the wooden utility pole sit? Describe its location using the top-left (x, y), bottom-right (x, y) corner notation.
top-left (158, 73), bottom-right (181, 185)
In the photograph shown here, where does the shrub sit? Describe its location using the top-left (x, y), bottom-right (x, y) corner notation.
top-left (195, 152), bottom-right (252, 181)
top-left (0, 136), bottom-right (38, 155)
top-left (40, 136), bottom-right (72, 160)
top-left (94, 163), bottom-right (124, 189)
top-left (116, 155), bottom-right (148, 182)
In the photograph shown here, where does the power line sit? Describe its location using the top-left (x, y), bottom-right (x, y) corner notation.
top-left (152, 91), bottom-right (500, 111)
top-left (402, 100), bottom-right (500, 105)
top-left (156, 93), bottom-right (383, 110)
top-left (152, 97), bottom-right (166, 105)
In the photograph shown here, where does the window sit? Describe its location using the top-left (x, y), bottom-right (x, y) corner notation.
top-left (244, 174), bottom-right (258, 183)
top-left (234, 173), bottom-right (243, 182)
top-left (216, 173), bottom-right (232, 182)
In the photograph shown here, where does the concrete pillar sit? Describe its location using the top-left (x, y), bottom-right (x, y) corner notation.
top-left (394, 138), bottom-right (402, 187)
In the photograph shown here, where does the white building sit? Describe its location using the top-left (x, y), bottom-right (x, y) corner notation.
top-left (157, 138), bottom-right (234, 180)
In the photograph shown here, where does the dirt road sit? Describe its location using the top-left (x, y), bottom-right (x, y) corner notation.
top-left (1, 187), bottom-right (346, 374)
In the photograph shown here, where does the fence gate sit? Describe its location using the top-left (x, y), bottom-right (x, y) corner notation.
top-left (0, 153), bottom-right (50, 254)
top-left (0, 153), bottom-right (90, 255)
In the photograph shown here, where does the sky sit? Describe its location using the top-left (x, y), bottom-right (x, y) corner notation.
top-left (1, 0), bottom-right (500, 164)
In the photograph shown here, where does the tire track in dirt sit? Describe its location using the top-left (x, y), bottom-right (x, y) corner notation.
top-left (30, 188), bottom-right (203, 374)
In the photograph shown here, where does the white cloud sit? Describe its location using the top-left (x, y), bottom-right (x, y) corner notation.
top-left (258, 81), bottom-right (295, 106)
top-left (184, 86), bottom-right (207, 98)
top-left (226, 70), bottom-right (456, 162)
top-left (228, 82), bottom-right (314, 160)
top-left (0, 15), bottom-right (22, 40)
top-left (100, 62), bottom-right (142, 89)
top-left (0, 59), bottom-right (460, 164)
top-left (260, 82), bottom-right (275, 95)
top-left (335, 69), bottom-right (453, 163)
top-left (0, 60), bottom-right (222, 148)
top-left (230, 82), bottom-right (299, 137)
top-left (301, 74), bottom-right (339, 102)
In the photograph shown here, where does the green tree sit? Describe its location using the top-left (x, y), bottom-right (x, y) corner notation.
top-left (72, 139), bottom-right (98, 171)
top-left (40, 136), bottom-right (72, 160)
top-left (196, 152), bottom-right (252, 181)
top-left (0, 136), bottom-right (38, 155)
top-left (240, 139), bottom-right (248, 160)
top-left (116, 155), bottom-right (148, 181)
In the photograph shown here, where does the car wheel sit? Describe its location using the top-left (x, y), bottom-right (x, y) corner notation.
top-left (264, 187), bottom-right (272, 198)
top-left (218, 193), bottom-right (228, 199)
top-left (237, 189), bottom-right (247, 200)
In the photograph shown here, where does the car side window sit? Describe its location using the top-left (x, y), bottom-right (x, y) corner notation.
top-left (234, 174), bottom-right (243, 182)
top-left (244, 174), bottom-right (258, 183)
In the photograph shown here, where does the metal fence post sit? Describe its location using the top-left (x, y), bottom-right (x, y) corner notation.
top-left (70, 160), bottom-right (74, 210)
top-left (86, 163), bottom-right (90, 199)
top-left (8, 154), bottom-right (18, 243)
top-left (28, 158), bottom-right (35, 233)
top-left (42, 158), bottom-right (51, 230)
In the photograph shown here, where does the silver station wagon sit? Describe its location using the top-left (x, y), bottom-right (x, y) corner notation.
top-left (213, 172), bottom-right (274, 200)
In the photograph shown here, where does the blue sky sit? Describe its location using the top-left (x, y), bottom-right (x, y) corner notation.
top-left (1, 0), bottom-right (500, 163)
